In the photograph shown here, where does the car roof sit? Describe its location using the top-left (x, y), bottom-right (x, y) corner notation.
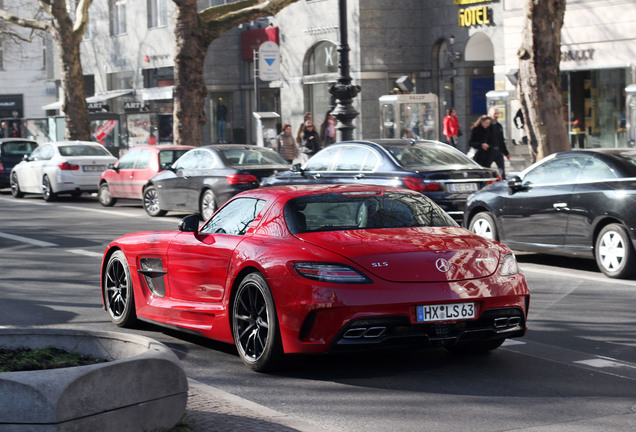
top-left (246, 184), bottom-right (416, 201)
top-left (204, 144), bottom-right (278, 151)
top-left (41, 140), bottom-right (102, 147)
top-left (0, 138), bottom-right (38, 144)
top-left (338, 139), bottom-right (444, 147)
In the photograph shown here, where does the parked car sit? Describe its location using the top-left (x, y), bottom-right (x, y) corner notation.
top-left (261, 139), bottom-right (499, 223)
top-left (0, 138), bottom-right (39, 189)
top-left (464, 148), bottom-right (636, 279)
top-left (143, 144), bottom-right (290, 220)
top-left (10, 141), bottom-right (117, 201)
top-left (98, 144), bottom-right (194, 207)
top-left (101, 184), bottom-right (529, 371)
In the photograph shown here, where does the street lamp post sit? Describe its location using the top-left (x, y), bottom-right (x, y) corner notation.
top-left (329, 0), bottom-right (360, 142)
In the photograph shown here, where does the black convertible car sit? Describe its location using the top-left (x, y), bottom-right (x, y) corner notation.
top-left (143, 145), bottom-right (289, 220)
top-left (464, 148), bottom-right (636, 279)
top-left (262, 139), bottom-right (499, 223)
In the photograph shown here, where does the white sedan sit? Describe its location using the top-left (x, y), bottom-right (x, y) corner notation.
top-left (10, 141), bottom-right (117, 201)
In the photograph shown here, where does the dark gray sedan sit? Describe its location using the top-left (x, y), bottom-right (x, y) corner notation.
top-left (143, 145), bottom-right (289, 220)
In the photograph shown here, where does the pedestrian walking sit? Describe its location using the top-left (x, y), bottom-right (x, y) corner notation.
top-left (300, 121), bottom-right (321, 157)
top-left (487, 107), bottom-right (511, 179)
top-left (319, 110), bottom-right (337, 146)
top-left (468, 115), bottom-right (492, 168)
top-left (442, 107), bottom-right (461, 148)
top-left (276, 124), bottom-right (298, 163)
top-left (296, 112), bottom-right (312, 146)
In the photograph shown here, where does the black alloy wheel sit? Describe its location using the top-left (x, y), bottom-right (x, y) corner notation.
top-left (232, 273), bottom-right (283, 372)
top-left (143, 185), bottom-right (167, 217)
top-left (42, 175), bottom-right (56, 202)
top-left (10, 172), bottom-right (24, 198)
top-left (103, 250), bottom-right (137, 327)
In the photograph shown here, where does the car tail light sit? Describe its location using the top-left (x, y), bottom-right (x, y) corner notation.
top-left (226, 174), bottom-right (257, 185)
top-left (294, 263), bottom-right (372, 284)
top-left (0, 162), bottom-right (4, 173)
top-left (403, 176), bottom-right (441, 192)
top-left (59, 162), bottom-right (80, 170)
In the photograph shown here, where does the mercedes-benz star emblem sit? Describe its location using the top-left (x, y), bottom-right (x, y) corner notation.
top-left (435, 258), bottom-right (450, 273)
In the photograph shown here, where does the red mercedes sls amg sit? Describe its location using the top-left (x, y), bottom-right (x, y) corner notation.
top-left (101, 184), bottom-right (529, 371)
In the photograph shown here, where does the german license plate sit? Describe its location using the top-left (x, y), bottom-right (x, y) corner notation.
top-left (416, 302), bottom-right (475, 322)
top-left (449, 183), bottom-right (478, 192)
top-left (83, 165), bottom-right (105, 172)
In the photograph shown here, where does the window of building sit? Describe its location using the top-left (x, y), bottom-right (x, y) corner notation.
top-left (143, 67), bottom-right (174, 88)
top-left (303, 41), bottom-right (338, 126)
top-left (0, 41), bottom-right (3, 70)
top-left (110, 0), bottom-right (127, 36)
top-left (147, 0), bottom-right (167, 28)
top-left (107, 71), bottom-right (133, 90)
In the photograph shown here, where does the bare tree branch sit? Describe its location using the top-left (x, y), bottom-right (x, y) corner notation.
top-left (0, 8), bottom-right (52, 34)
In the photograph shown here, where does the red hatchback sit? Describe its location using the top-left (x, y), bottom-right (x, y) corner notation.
top-left (101, 184), bottom-right (529, 372)
top-left (98, 145), bottom-right (193, 206)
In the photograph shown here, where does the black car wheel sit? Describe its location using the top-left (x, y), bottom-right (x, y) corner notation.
top-left (200, 189), bottom-right (217, 221)
top-left (98, 183), bottom-right (117, 207)
top-left (446, 338), bottom-right (505, 354)
top-left (42, 175), bottom-right (56, 202)
top-left (10, 172), bottom-right (24, 198)
top-left (143, 185), bottom-right (167, 217)
top-left (103, 250), bottom-right (137, 327)
top-left (469, 212), bottom-right (498, 241)
top-left (595, 223), bottom-right (636, 279)
top-left (232, 273), bottom-right (283, 372)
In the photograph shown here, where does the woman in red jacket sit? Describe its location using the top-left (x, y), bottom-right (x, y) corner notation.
top-left (442, 107), bottom-right (460, 148)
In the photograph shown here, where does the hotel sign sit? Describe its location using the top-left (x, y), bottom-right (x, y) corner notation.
top-left (455, 0), bottom-right (494, 27)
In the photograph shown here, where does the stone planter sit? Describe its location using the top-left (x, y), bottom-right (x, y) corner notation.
top-left (0, 328), bottom-right (188, 432)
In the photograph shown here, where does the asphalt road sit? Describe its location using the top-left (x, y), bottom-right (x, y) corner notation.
top-left (1, 191), bottom-right (636, 432)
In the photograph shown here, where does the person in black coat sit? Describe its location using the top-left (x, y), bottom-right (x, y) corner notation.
top-left (487, 107), bottom-right (511, 179)
top-left (300, 121), bottom-right (321, 157)
top-left (468, 115), bottom-right (492, 168)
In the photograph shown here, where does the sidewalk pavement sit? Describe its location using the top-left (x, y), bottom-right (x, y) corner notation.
top-left (184, 379), bottom-right (326, 432)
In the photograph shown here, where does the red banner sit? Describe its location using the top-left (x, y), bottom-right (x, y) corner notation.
top-left (241, 27), bottom-right (279, 61)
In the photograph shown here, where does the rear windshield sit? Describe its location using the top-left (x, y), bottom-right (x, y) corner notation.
top-left (284, 191), bottom-right (457, 234)
top-left (1, 141), bottom-right (38, 157)
top-left (59, 144), bottom-right (112, 157)
top-left (384, 142), bottom-right (476, 168)
top-left (159, 149), bottom-right (191, 166)
top-left (221, 148), bottom-right (289, 166)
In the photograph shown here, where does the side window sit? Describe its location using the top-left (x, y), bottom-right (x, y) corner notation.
top-left (28, 146), bottom-right (43, 161)
top-left (196, 150), bottom-right (216, 169)
top-left (523, 156), bottom-right (585, 186)
top-left (41, 145), bottom-right (55, 160)
top-left (134, 149), bottom-right (151, 169)
top-left (200, 198), bottom-right (266, 236)
top-left (305, 146), bottom-right (339, 171)
top-left (117, 148), bottom-right (139, 169)
top-left (173, 150), bottom-right (199, 170)
top-left (577, 157), bottom-right (618, 182)
top-left (334, 146), bottom-right (380, 171)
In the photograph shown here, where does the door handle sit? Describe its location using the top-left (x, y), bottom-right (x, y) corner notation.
top-left (354, 173), bottom-right (364, 180)
top-left (313, 173), bottom-right (322, 179)
top-left (553, 202), bottom-right (568, 210)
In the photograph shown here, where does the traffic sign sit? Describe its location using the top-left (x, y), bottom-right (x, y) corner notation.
top-left (259, 41), bottom-right (280, 81)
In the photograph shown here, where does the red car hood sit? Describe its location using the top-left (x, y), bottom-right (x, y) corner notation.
top-left (295, 227), bottom-right (501, 282)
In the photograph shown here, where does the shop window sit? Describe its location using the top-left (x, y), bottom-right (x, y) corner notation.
top-left (303, 41), bottom-right (338, 128)
top-left (143, 67), bottom-right (174, 88)
top-left (107, 71), bottom-right (133, 90)
top-left (110, 0), bottom-right (127, 36)
top-left (0, 41), bottom-right (3, 70)
top-left (147, 0), bottom-right (167, 28)
top-left (210, 93), bottom-right (233, 144)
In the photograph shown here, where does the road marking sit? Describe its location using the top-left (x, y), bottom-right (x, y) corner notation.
top-left (520, 264), bottom-right (636, 287)
top-left (574, 358), bottom-right (636, 369)
top-left (0, 232), bottom-right (58, 247)
top-left (67, 249), bottom-right (103, 258)
top-left (502, 339), bottom-right (526, 346)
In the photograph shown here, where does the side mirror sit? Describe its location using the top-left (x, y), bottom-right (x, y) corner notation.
top-left (108, 163), bottom-right (118, 172)
top-left (507, 175), bottom-right (525, 194)
top-left (162, 163), bottom-right (175, 171)
top-left (178, 215), bottom-right (199, 233)
top-left (291, 163), bottom-right (304, 174)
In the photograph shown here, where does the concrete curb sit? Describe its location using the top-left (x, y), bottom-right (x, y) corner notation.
top-left (0, 328), bottom-right (188, 432)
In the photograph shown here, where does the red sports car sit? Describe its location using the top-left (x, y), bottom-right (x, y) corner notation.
top-left (101, 184), bottom-right (529, 371)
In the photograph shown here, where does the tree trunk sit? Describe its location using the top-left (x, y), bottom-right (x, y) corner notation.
top-left (517, 0), bottom-right (569, 160)
top-left (173, 0), bottom-right (211, 147)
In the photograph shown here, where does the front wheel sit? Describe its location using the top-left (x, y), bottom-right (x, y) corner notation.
top-left (595, 223), bottom-right (636, 279)
top-left (232, 273), bottom-right (283, 372)
top-left (143, 185), bottom-right (167, 217)
top-left (10, 172), bottom-right (24, 198)
top-left (103, 250), bottom-right (137, 327)
top-left (98, 183), bottom-right (117, 207)
top-left (42, 175), bottom-right (56, 202)
top-left (469, 212), bottom-right (498, 241)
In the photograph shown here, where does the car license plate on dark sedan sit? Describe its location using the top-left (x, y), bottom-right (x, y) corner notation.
top-left (449, 183), bottom-right (478, 192)
top-left (417, 302), bottom-right (475, 322)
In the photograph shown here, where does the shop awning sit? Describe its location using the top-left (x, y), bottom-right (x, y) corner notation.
top-left (137, 86), bottom-right (174, 101)
top-left (86, 89), bottom-right (133, 103)
top-left (42, 100), bottom-right (64, 110)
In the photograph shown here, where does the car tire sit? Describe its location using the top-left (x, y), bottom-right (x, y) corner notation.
top-left (103, 250), bottom-right (137, 327)
top-left (98, 183), bottom-right (117, 207)
top-left (446, 338), bottom-right (505, 355)
top-left (200, 189), bottom-right (217, 221)
top-left (595, 223), bottom-right (636, 279)
top-left (10, 172), bottom-right (24, 198)
top-left (232, 273), bottom-right (283, 372)
top-left (469, 212), bottom-right (498, 241)
top-left (42, 175), bottom-right (56, 202)
top-left (143, 185), bottom-right (167, 217)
